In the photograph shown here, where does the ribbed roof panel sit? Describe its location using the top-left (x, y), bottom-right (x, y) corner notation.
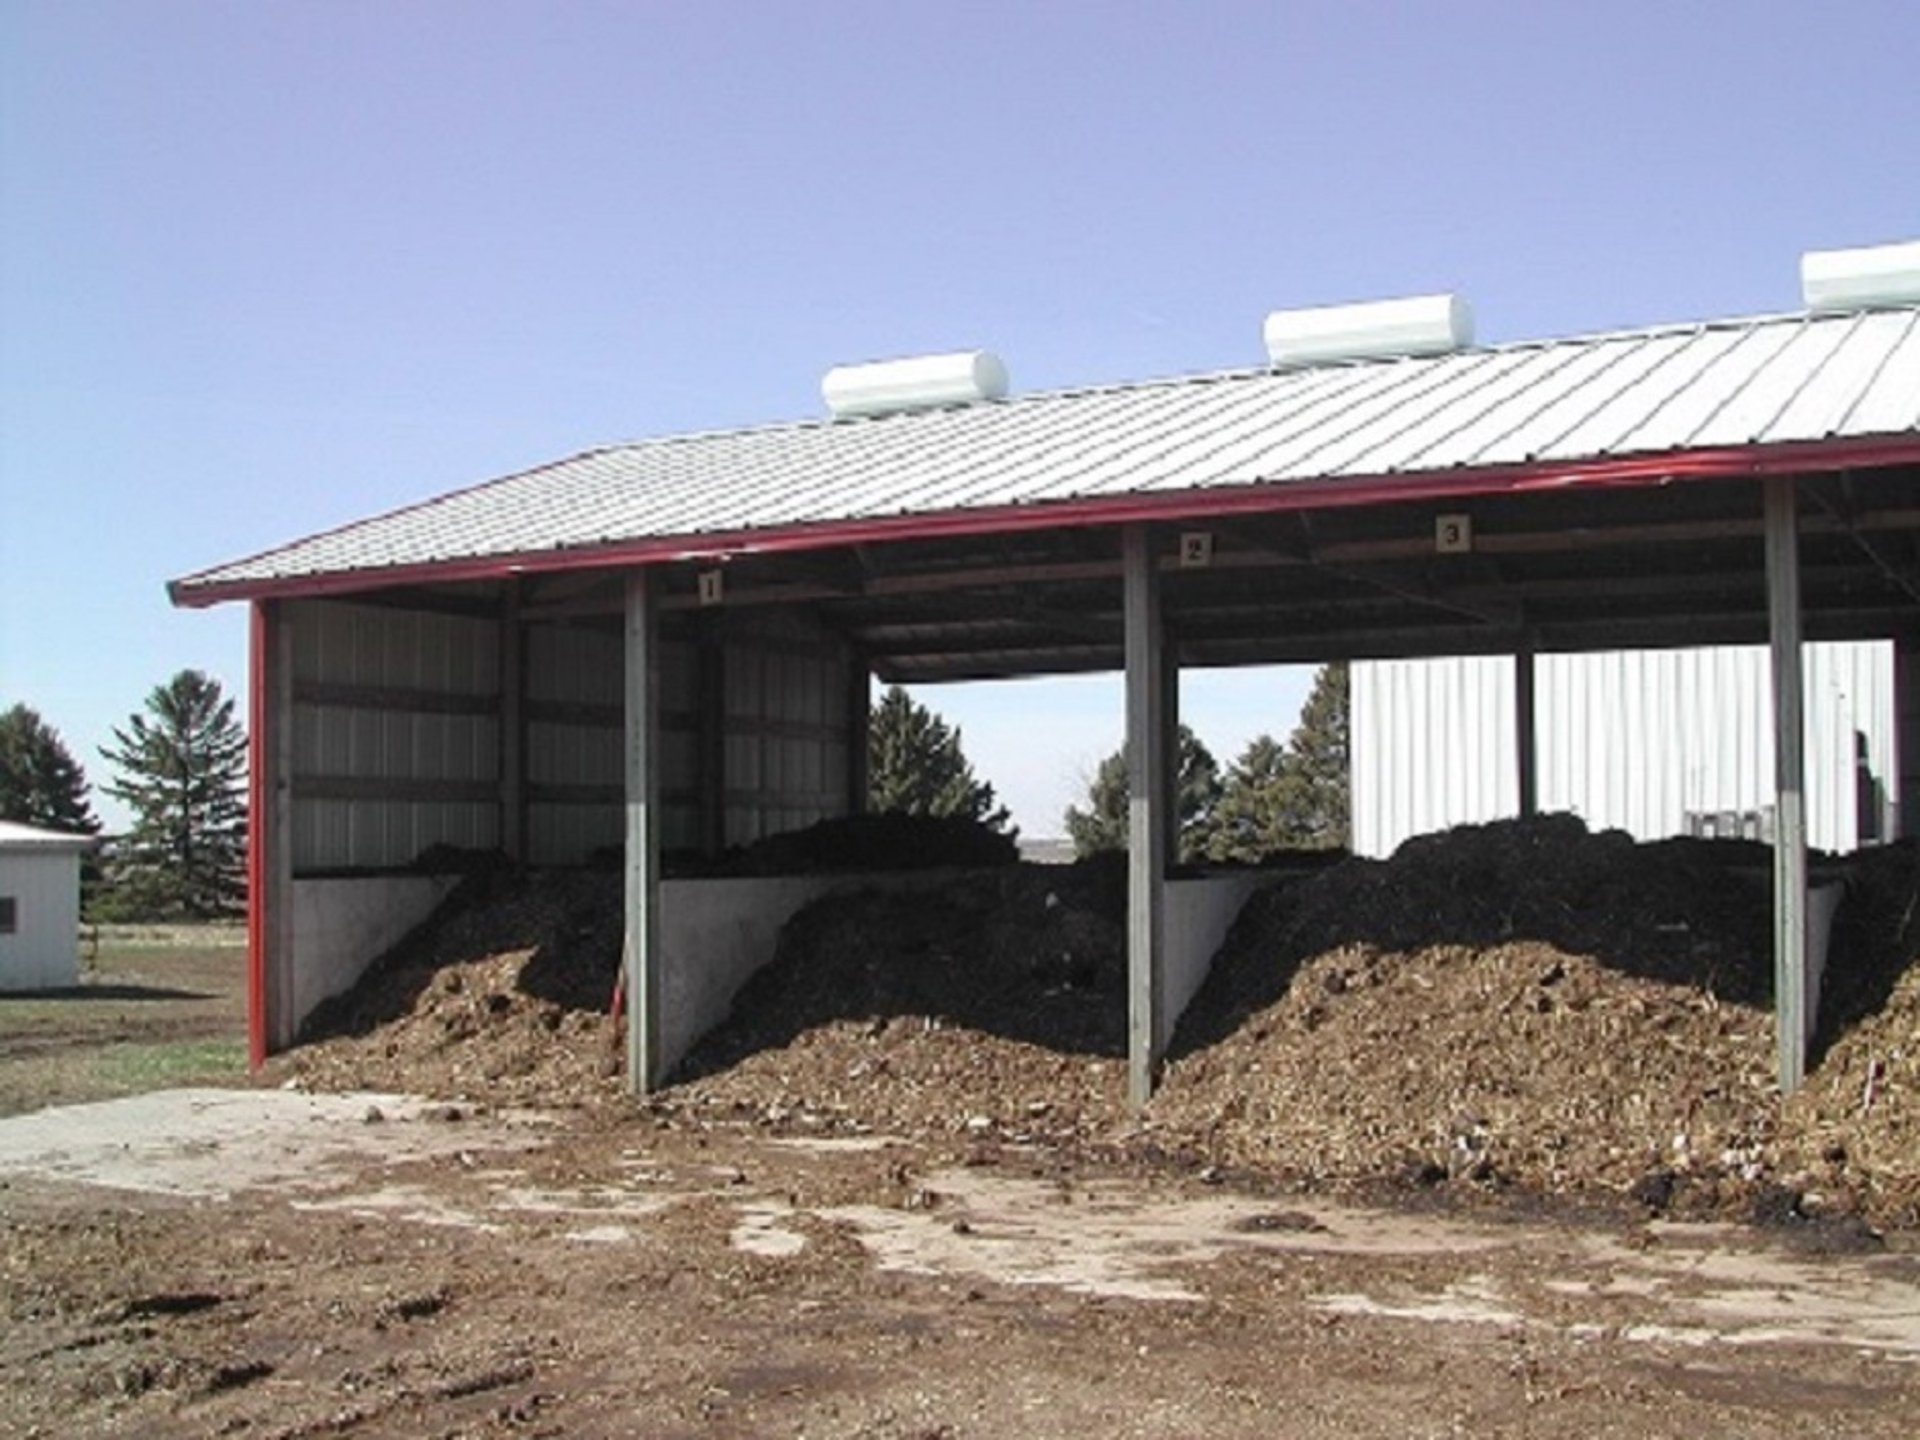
top-left (173, 306), bottom-right (1920, 601)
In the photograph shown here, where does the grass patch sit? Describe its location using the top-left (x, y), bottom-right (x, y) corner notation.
top-left (88, 922), bottom-right (247, 951)
top-left (97, 1038), bottom-right (249, 1091)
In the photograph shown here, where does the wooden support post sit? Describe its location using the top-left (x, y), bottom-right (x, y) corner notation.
top-left (1516, 644), bottom-right (1538, 819)
top-left (1124, 525), bottom-right (1168, 1106)
top-left (499, 582), bottom-right (527, 864)
top-left (625, 570), bottom-right (663, 1093)
top-left (1765, 476), bottom-right (1809, 1094)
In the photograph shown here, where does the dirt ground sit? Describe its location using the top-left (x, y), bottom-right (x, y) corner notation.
top-left (3, 827), bottom-right (1918, 1435)
top-left (3, 1087), bottom-right (1918, 1439)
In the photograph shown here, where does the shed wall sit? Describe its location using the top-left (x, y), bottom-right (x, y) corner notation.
top-left (1350, 655), bottom-right (1518, 854)
top-left (721, 615), bottom-right (856, 846)
top-left (0, 850), bottom-right (82, 991)
top-left (289, 599), bottom-right (503, 871)
top-left (1353, 641), bottom-right (1897, 856)
top-left (523, 621), bottom-right (704, 864)
top-left (283, 597), bottom-right (859, 874)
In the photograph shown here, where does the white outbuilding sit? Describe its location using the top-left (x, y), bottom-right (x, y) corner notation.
top-left (0, 820), bottom-right (94, 992)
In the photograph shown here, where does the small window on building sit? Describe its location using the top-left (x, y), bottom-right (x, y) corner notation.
top-left (0, 897), bottom-right (15, 934)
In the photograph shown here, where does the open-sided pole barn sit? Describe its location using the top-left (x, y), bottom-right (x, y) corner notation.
top-left (173, 246), bottom-right (1920, 1098)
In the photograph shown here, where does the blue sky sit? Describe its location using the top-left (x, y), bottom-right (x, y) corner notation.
top-left (3, 1), bottom-right (1917, 836)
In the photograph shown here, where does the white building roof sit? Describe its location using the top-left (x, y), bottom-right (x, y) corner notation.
top-left (0, 820), bottom-right (96, 853)
top-left (171, 304), bottom-right (1920, 607)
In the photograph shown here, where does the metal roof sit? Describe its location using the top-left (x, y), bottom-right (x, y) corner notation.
top-left (171, 305), bottom-right (1920, 607)
top-left (0, 820), bottom-right (95, 852)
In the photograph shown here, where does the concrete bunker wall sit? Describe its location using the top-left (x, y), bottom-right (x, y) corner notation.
top-left (658, 869), bottom-right (1260, 1080)
top-left (289, 875), bottom-right (460, 1033)
top-left (1161, 874), bottom-right (1266, 1053)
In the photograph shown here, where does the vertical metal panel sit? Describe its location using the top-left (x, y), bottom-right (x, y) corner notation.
top-left (1807, 640), bottom-right (1896, 846)
top-left (1353, 641), bottom-right (1897, 858)
top-left (286, 600), bottom-right (503, 871)
top-left (718, 613), bottom-right (855, 848)
top-left (529, 623), bottom-right (623, 706)
top-left (527, 802), bottom-right (623, 866)
top-left (1351, 656), bottom-right (1515, 856)
top-left (525, 623), bottom-right (649, 865)
top-left (286, 599), bottom-right (857, 869)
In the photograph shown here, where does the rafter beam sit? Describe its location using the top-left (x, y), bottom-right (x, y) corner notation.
top-left (1809, 480), bottom-right (1920, 609)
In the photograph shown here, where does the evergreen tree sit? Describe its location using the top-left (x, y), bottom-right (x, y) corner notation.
top-left (1205, 662), bottom-right (1350, 859)
top-left (1203, 733), bottom-right (1293, 862)
top-left (0, 704), bottom-right (100, 836)
top-left (866, 685), bottom-right (1013, 833)
top-left (1271, 661), bottom-right (1350, 851)
top-left (99, 670), bottom-right (248, 919)
top-left (1064, 724), bottom-right (1222, 862)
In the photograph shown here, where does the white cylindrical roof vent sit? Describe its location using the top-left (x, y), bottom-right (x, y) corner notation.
top-left (1801, 240), bottom-right (1920, 313)
top-left (1263, 293), bottom-right (1474, 367)
top-left (822, 350), bottom-right (1010, 419)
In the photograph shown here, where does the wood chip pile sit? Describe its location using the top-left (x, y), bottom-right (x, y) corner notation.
top-left (1775, 841), bottom-right (1920, 1225)
top-left (1158, 818), bottom-right (1919, 1227)
top-left (273, 813), bottom-right (1920, 1228)
top-left (271, 868), bottom-right (627, 1105)
top-left (669, 862), bottom-right (1133, 1143)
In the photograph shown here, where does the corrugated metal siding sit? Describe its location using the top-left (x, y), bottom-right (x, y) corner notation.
top-left (1806, 644), bottom-right (1894, 846)
top-left (282, 599), bottom-right (861, 871)
top-left (524, 623), bottom-right (622, 867)
top-left (176, 307), bottom-right (1920, 597)
top-left (522, 625), bottom-right (705, 866)
top-left (1354, 642), bottom-right (1897, 856)
top-left (721, 616), bottom-right (854, 846)
top-left (1351, 656), bottom-right (1517, 854)
top-left (520, 614), bottom-right (854, 864)
top-left (288, 600), bottom-right (502, 871)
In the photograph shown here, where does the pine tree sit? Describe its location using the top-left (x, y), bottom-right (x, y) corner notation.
top-left (99, 670), bottom-right (248, 919)
top-left (1063, 724), bottom-right (1222, 862)
top-left (866, 685), bottom-right (1013, 833)
top-left (1207, 662), bottom-right (1350, 859)
top-left (1203, 733), bottom-right (1293, 862)
top-left (0, 704), bottom-right (100, 836)
top-left (1271, 661), bottom-right (1350, 851)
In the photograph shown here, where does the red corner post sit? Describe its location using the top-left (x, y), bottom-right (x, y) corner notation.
top-left (246, 601), bottom-right (269, 1068)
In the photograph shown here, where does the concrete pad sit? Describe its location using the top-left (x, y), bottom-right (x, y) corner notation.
top-left (0, 1087), bottom-right (549, 1199)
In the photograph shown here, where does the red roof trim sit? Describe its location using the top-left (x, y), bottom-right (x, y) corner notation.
top-left (170, 434), bottom-right (1920, 609)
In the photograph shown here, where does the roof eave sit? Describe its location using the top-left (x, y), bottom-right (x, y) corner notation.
top-left (168, 432), bottom-right (1920, 610)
